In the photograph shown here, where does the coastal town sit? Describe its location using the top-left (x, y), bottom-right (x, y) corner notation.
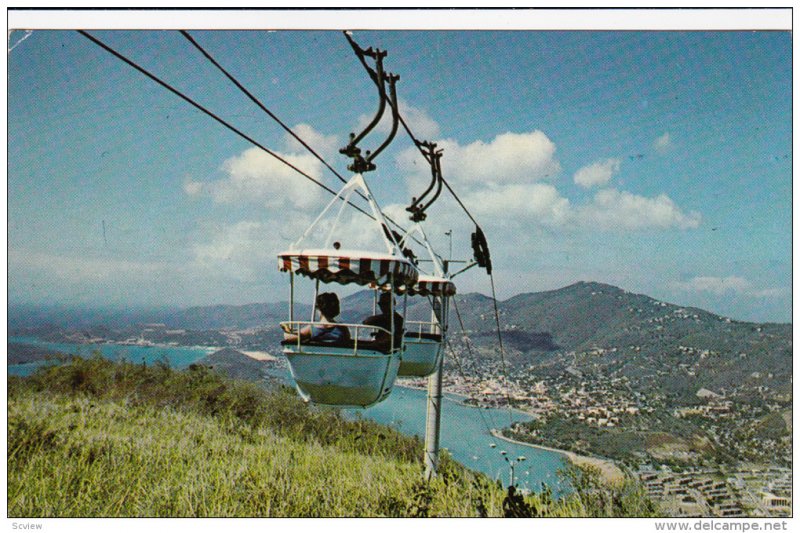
top-left (401, 336), bottom-right (791, 518)
top-left (11, 310), bottom-right (791, 519)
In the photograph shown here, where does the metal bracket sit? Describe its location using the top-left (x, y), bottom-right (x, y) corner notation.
top-left (340, 32), bottom-right (401, 174)
top-left (407, 141), bottom-right (444, 222)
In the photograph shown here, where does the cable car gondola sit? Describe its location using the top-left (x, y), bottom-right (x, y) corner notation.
top-left (400, 274), bottom-right (456, 377)
top-left (76, 29), bottom-right (503, 480)
top-left (278, 174), bottom-right (418, 408)
top-left (392, 222), bottom-right (457, 378)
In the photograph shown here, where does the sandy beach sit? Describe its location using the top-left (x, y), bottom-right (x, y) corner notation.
top-left (240, 350), bottom-right (278, 362)
top-left (490, 429), bottom-right (624, 485)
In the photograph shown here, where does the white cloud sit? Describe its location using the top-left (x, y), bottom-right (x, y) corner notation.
top-left (576, 188), bottom-right (701, 230)
top-left (397, 130), bottom-right (561, 190)
top-left (465, 183), bottom-right (571, 227)
top-left (185, 124), bottom-right (341, 211)
top-left (392, 128), bottom-right (697, 233)
top-left (574, 158), bottom-right (621, 188)
top-left (283, 123), bottom-right (340, 158)
top-left (671, 276), bottom-right (784, 298)
top-left (357, 98), bottom-right (440, 140)
top-left (455, 184), bottom-right (699, 232)
top-left (749, 287), bottom-right (786, 298)
top-left (190, 218), bottom-right (311, 282)
top-left (183, 179), bottom-right (203, 196)
top-left (213, 147), bottom-right (325, 210)
top-left (653, 132), bottom-right (672, 154)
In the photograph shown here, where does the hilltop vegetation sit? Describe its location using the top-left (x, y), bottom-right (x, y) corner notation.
top-left (8, 356), bottom-right (657, 517)
top-left (447, 281), bottom-right (790, 399)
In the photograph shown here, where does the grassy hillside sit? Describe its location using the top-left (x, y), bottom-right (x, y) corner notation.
top-left (8, 356), bottom-right (655, 517)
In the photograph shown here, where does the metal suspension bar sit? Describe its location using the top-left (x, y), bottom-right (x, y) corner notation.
top-left (366, 72), bottom-right (400, 163)
top-left (406, 141), bottom-right (438, 218)
top-left (342, 50), bottom-right (387, 153)
top-left (289, 272), bottom-right (294, 322)
top-left (424, 289), bottom-right (446, 480)
top-left (421, 151), bottom-right (444, 212)
top-left (340, 33), bottom-right (389, 172)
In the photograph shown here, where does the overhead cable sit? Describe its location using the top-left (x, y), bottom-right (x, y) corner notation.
top-left (77, 30), bottom-right (380, 227)
top-left (343, 32), bottom-right (481, 229)
top-left (179, 30), bottom-right (423, 248)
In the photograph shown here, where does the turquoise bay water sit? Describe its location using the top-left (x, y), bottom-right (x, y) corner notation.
top-left (8, 337), bottom-right (569, 492)
top-left (347, 386), bottom-right (569, 493)
top-left (7, 336), bottom-right (215, 376)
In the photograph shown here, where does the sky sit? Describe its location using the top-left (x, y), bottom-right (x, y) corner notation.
top-left (7, 14), bottom-right (793, 323)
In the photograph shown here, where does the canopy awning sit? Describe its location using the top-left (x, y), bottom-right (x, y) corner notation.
top-left (407, 275), bottom-right (456, 297)
top-left (278, 248), bottom-right (418, 290)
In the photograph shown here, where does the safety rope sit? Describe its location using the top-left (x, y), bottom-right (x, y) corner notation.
top-left (450, 295), bottom-right (514, 435)
top-left (432, 296), bottom-right (502, 449)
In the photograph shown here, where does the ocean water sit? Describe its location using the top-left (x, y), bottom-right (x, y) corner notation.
top-left (267, 364), bottom-right (570, 493)
top-left (348, 385), bottom-right (569, 493)
top-left (8, 337), bottom-right (569, 492)
top-left (7, 336), bottom-right (215, 376)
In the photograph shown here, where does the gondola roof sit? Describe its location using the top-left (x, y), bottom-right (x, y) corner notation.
top-left (278, 248), bottom-right (418, 290)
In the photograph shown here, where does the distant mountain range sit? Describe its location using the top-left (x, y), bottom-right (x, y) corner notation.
top-left (10, 281), bottom-right (791, 398)
top-left (448, 281), bottom-right (792, 399)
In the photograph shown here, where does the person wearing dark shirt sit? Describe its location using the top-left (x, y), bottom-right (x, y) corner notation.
top-left (282, 292), bottom-right (350, 343)
top-left (362, 292), bottom-right (404, 347)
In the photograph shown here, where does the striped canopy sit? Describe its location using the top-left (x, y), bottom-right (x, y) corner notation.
top-left (407, 275), bottom-right (457, 297)
top-left (278, 248), bottom-right (418, 290)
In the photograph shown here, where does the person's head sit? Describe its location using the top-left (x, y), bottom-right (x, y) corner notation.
top-left (378, 292), bottom-right (394, 313)
top-left (316, 292), bottom-right (340, 320)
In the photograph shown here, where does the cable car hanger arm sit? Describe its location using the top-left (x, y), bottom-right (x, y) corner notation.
top-left (408, 145), bottom-right (444, 222)
top-left (340, 32), bottom-right (391, 173)
top-left (365, 72), bottom-right (400, 164)
top-left (179, 30), bottom-right (428, 251)
top-left (344, 31), bottom-right (494, 273)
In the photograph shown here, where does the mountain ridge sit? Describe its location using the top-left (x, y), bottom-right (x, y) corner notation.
top-left (9, 281), bottom-right (790, 330)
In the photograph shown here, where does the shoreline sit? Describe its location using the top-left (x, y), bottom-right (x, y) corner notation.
top-left (490, 429), bottom-right (625, 485)
top-left (395, 380), bottom-right (537, 420)
top-left (8, 335), bottom-right (218, 354)
top-left (240, 350), bottom-right (278, 362)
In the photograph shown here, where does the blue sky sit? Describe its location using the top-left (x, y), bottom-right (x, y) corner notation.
top-left (7, 27), bottom-right (792, 322)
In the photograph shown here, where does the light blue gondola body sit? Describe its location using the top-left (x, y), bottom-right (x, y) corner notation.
top-left (284, 344), bottom-right (402, 408)
top-left (398, 336), bottom-right (442, 377)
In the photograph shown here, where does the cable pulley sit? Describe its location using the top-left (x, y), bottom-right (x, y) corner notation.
top-left (471, 226), bottom-right (492, 274)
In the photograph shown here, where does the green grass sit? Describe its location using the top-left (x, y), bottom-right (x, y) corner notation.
top-left (8, 355), bottom-right (655, 517)
top-left (9, 391), bottom-right (486, 516)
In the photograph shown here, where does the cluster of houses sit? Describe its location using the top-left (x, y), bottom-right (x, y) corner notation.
top-left (639, 469), bottom-right (745, 517)
top-left (638, 466), bottom-right (791, 518)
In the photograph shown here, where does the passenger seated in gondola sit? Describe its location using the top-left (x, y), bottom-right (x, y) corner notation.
top-left (362, 292), bottom-right (404, 346)
top-left (282, 292), bottom-right (351, 343)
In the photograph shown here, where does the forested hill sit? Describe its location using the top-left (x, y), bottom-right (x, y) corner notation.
top-left (454, 281), bottom-right (790, 353)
